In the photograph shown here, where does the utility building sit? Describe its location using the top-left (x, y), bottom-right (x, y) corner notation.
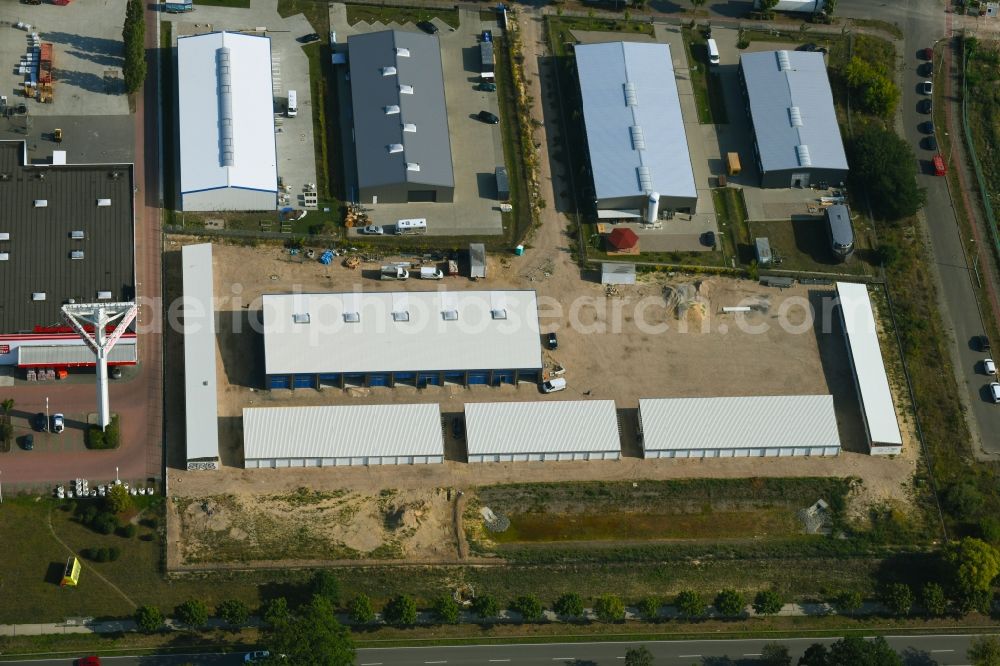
top-left (0, 141), bottom-right (137, 370)
top-left (348, 30), bottom-right (455, 204)
top-left (739, 50), bottom-right (848, 189)
top-left (182, 244), bottom-right (220, 470)
top-left (465, 400), bottom-right (622, 462)
top-left (262, 290), bottom-right (543, 389)
top-left (638, 395), bottom-right (841, 458)
top-left (575, 42), bottom-right (697, 220)
top-left (243, 404), bottom-right (445, 468)
top-left (176, 31), bottom-right (278, 211)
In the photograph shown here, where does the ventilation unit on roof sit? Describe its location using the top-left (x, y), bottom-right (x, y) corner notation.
top-left (623, 81), bottom-right (637, 107)
top-left (34, 199), bottom-right (47, 208)
top-left (32, 292), bottom-right (46, 301)
top-left (637, 166), bottom-right (653, 192)
top-left (406, 163), bottom-right (420, 172)
top-left (491, 308), bottom-right (507, 320)
top-left (70, 250), bottom-right (84, 260)
top-left (381, 66), bottom-right (397, 76)
top-left (396, 47), bottom-right (410, 57)
top-left (402, 123), bottom-right (416, 133)
top-left (0, 253), bottom-right (8, 262)
top-left (71, 230), bottom-right (85, 240)
top-left (0, 232), bottom-right (8, 241)
top-left (629, 125), bottom-right (645, 151)
top-left (796, 144), bottom-right (812, 167)
top-left (399, 84), bottom-right (414, 94)
top-left (788, 106), bottom-right (803, 127)
top-left (110, 171), bottom-right (120, 179)
top-left (385, 104), bottom-right (401, 115)
top-left (97, 291), bottom-right (113, 300)
top-left (0, 173), bottom-right (9, 181)
top-left (343, 311), bottom-right (360, 323)
top-left (388, 143), bottom-right (404, 154)
top-left (777, 50), bottom-right (791, 71)
top-left (97, 198), bottom-right (112, 207)
top-left (442, 309), bottom-right (459, 321)
top-left (217, 47), bottom-right (235, 167)
top-left (392, 310), bottom-right (410, 322)
top-left (292, 313), bottom-right (311, 324)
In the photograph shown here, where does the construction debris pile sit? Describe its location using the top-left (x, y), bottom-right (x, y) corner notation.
top-left (18, 34), bottom-right (55, 103)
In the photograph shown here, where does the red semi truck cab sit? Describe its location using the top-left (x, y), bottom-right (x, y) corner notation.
top-left (933, 154), bottom-right (946, 176)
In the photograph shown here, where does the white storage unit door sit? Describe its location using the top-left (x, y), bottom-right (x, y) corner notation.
top-left (275, 459), bottom-right (290, 468)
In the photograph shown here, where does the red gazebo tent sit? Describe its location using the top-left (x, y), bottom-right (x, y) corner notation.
top-left (606, 227), bottom-right (639, 253)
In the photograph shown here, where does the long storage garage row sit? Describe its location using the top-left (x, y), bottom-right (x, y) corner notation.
top-left (464, 400), bottom-right (622, 463)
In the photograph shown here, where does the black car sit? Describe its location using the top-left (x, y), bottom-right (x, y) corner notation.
top-left (920, 121), bottom-right (935, 135)
top-left (477, 110), bottom-right (499, 124)
top-left (417, 21), bottom-right (439, 35)
top-left (922, 61), bottom-right (934, 76)
top-left (546, 332), bottom-right (558, 349)
top-left (919, 98), bottom-right (933, 115)
top-left (797, 43), bottom-right (817, 52)
top-left (32, 412), bottom-right (47, 432)
top-left (452, 417), bottom-right (465, 440)
top-left (19, 434), bottom-right (33, 451)
top-left (975, 335), bottom-right (992, 352)
top-left (923, 136), bottom-right (938, 151)
top-left (297, 33), bottom-right (321, 44)
top-left (700, 231), bottom-right (716, 248)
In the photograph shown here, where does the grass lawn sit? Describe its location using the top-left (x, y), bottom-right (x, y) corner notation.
top-left (192, 0), bottom-right (250, 6)
top-left (277, 0), bottom-right (331, 35)
top-left (345, 5), bottom-right (460, 29)
top-left (681, 28), bottom-right (728, 124)
top-left (747, 218), bottom-right (875, 276)
top-left (494, 34), bottom-right (531, 244)
top-left (580, 223), bottom-right (732, 270)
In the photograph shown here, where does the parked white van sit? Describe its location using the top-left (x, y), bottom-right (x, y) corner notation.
top-left (419, 266), bottom-right (444, 279)
top-left (542, 377), bottom-right (567, 394)
top-left (395, 218), bottom-right (427, 235)
top-left (707, 39), bottom-right (720, 66)
top-left (286, 90), bottom-right (298, 117)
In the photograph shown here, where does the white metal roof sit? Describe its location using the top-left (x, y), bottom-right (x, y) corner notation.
top-left (17, 341), bottom-right (136, 366)
top-left (182, 244), bottom-right (220, 461)
top-left (262, 290), bottom-right (543, 375)
top-left (465, 400), bottom-right (621, 456)
top-left (575, 42), bottom-right (697, 203)
top-left (243, 404), bottom-right (444, 460)
top-left (836, 282), bottom-right (902, 446)
top-left (176, 32), bottom-right (278, 197)
top-left (639, 395), bottom-right (841, 452)
top-left (740, 50), bottom-right (848, 174)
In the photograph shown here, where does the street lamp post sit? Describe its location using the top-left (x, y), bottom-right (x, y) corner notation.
top-left (45, 396), bottom-right (49, 432)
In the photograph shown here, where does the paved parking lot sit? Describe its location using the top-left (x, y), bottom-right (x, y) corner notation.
top-left (0, 114), bottom-right (134, 165)
top-left (0, 0), bottom-right (129, 117)
top-left (164, 0), bottom-right (318, 211)
top-left (331, 5), bottom-right (505, 236)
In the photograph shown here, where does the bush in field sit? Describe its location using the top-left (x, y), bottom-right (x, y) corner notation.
top-left (554, 592), bottom-right (584, 618)
top-left (217, 599), bottom-right (250, 627)
top-left (472, 594), bottom-right (500, 620)
top-left (510, 595), bottom-right (544, 622)
top-left (176, 599), bottom-right (209, 628)
top-left (674, 590), bottom-right (706, 619)
top-left (881, 583), bottom-right (913, 616)
top-left (593, 594), bottom-right (625, 623)
top-left (714, 589), bottom-right (746, 618)
top-left (753, 590), bottom-right (783, 616)
top-left (637, 596), bottom-right (661, 620)
top-left (433, 595), bottom-right (460, 624)
top-left (348, 594), bottom-right (375, 624)
top-left (383, 595), bottom-right (418, 626)
top-left (134, 605), bottom-right (163, 634)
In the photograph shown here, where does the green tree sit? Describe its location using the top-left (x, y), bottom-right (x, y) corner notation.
top-left (262, 597), bottom-right (290, 627)
top-left (828, 635), bottom-right (902, 665)
top-left (472, 594), bottom-right (500, 620)
top-left (267, 595), bottom-right (355, 666)
top-left (674, 590), bottom-right (706, 619)
top-left (383, 595), bottom-right (418, 626)
top-left (823, 0), bottom-right (837, 16)
top-left (752, 590), bottom-right (783, 616)
top-left (554, 592), bottom-right (584, 618)
top-left (943, 482), bottom-right (985, 521)
top-left (834, 590), bottom-right (863, 614)
top-left (624, 645), bottom-right (653, 666)
top-left (511, 594), bottom-right (544, 622)
top-left (348, 594), bottom-right (375, 624)
top-left (969, 636), bottom-right (1000, 666)
top-left (122, 0), bottom-right (146, 94)
top-left (714, 589), bottom-right (746, 617)
top-left (759, 643), bottom-right (791, 666)
top-left (310, 570), bottom-right (341, 605)
top-left (690, 0), bottom-right (706, 7)
top-left (432, 595), bottom-right (460, 624)
top-left (134, 605), bottom-right (163, 634)
top-left (979, 517), bottom-right (1000, 545)
top-left (798, 643), bottom-right (829, 666)
top-left (0, 398), bottom-right (14, 414)
top-left (175, 599), bottom-right (209, 628)
top-left (920, 582), bottom-right (948, 617)
top-left (881, 583), bottom-right (913, 616)
top-left (844, 57), bottom-right (900, 118)
top-left (105, 484), bottom-right (132, 514)
top-left (637, 596), bottom-right (661, 620)
top-left (946, 537), bottom-right (1000, 595)
top-left (875, 242), bottom-right (900, 268)
top-left (217, 599), bottom-right (250, 627)
top-left (594, 594), bottom-right (625, 623)
top-left (846, 124), bottom-right (925, 221)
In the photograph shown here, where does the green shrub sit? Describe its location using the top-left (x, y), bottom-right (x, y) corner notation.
top-left (882, 583), bottom-right (913, 616)
top-left (432, 595), bottom-right (460, 624)
top-left (134, 605), bottom-right (163, 633)
top-left (217, 599), bottom-right (250, 627)
top-left (637, 596), bottom-right (661, 620)
top-left (593, 594), bottom-right (625, 623)
top-left (675, 590), bottom-right (706, 619)
top-left (92, 513), bottom-right (118, 535)
top-left (262, 597), bottom-right (290, 626)
top-left (510, 594), bottom-right (544, 622)
top-left (714, 589), bottom-right (746, 617)
top-left (310, 570), bottom-right (340, 605)
top-left (95, 548), bottom-right (110, 563)
top-left (175, 599), bottom-right (209, 628)
top-left (920, 582), bottom-right (948, 617)
top-left (554, 592), bottom-right (584, 618)
top-left (834, 590), bottom-right (864, 614)
top-left (117, 523), bottom-right (137, 538)
top-left (382, 594), bottom-right (418, 626)
top-left (472, 594), bottom-right (500, 620)
top-left (85, 416), bottom-right (121, 450)
top-left (108, 546), bottom-right (120, 562)
top-left (348, 594), bottom-right (375, 624)
top-left (753, 590), bottom-right (783, 616)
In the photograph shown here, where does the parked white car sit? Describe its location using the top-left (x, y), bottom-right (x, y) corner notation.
top-left (990, 382), bottom-right (1000, 404)
top-left (361, 225), bottom-right (384, 235)
top-left (984, 358), bottom-right (997, 375)
top-left (51, 413), bottom-right (65, 434)
top-left (542, 378), bottom-right (566, 394)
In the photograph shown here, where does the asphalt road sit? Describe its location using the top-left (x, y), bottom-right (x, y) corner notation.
top-left (1, 634), bottom-right (992, 665)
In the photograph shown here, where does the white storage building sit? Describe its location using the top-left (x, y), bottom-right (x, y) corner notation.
top-left (176, 32), bottom-right (278, 211)
top-left (638, 395), bottom-right (841, 458)
top-left (243, 404), bottom-right (445, 468)
top-left (836, 282), bottom-right (903, 455)
top-left (182, 243), bottom-right (220, 470)
top-left (465, 400), bottom-right (622, 463)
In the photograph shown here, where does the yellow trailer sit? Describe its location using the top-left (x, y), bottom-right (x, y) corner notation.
top-left (727, 152), bottom-right (742, 176)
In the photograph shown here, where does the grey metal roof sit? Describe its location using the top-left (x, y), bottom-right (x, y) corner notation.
top-left (0, 141), bottom-right (136, 333)
top-left (262, 290), bottom-right (543, 375)
top-left (243, 404), bottom-right (444, 460)
top-left (465, 400), bottom-right (621, 456)
top-left (575, 42), bottom-right (697, 203)
top-left (639, 395), bottom-right (841, 452)
top-left (740, 50), bottom-right (848, 174)
top-left (825, 204), bottom-right (853, 246)
top-left (601, 262), bottom-right (636, 285)
top-left (836, 282), bottom-right (902, 446)
top-left (182, 244), bottom-right (220, 462)
top-left (18, 341), bottom-right (136, 366)
top-left (348, 31), bottom-right (454, 191)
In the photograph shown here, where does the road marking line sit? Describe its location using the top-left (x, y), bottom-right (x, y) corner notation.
top-left (743, 654), bottom-right (762, 657)
top-left (489, 660), bottom-right (511, 662)
top-left (552, 658), bottom-right (574, 661)
top-left (425, 661), bottom-right (447, 664)
top-left (361, 663), bottom-right (383, 665)
top-left (931, 649), bottom-right (955, 653)
top-left (679, 656), bottom-right (702, 659)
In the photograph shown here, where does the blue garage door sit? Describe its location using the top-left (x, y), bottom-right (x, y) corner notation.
top-left (319, 373), bottom-right (341, 386)
top-left (394, 372), bottom-right (415, 386)
top-left (368, 374), bottom-right (388, 387)
top-left (269, 375), bottom-right (289, 389)
top-left (293, 374), bottom-right (315, 389)
top-left (468, 371), bottom-right (489, 385)
top-left (418, 373), bottom-right (441, 387)
top-left (344, 373), bottom-right (365, 387)
top-left (493, 370), bottom-right (515, 385)
top-left (444, 372), bottom-right (465, 385)
top-left (519, 369), bottom-right (540, 382)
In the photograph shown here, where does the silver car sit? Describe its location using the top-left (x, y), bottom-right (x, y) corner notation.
top-left (991, 382), bottom-right (1000, 404)
top-left (361, 225), bottom-right (384, 235)
top-left (52, 413), bottom-right (65, 434)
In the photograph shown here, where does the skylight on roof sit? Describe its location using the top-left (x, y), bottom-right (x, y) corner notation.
top-left (385, 104), bottom-right (401, 115)
top-left (343, 311), bottom-right (360, 323)
top-left (381, 66), bottom-right (397, 76)
top-left (399, 84), bottom-right (414, 94)
top-left (392, 311), bottom-right (410, 322)
top-left (442, 310), bottom-right (459, 321)
top-left (395, 47), bottom-right (410, 57)
top-left (623, 81), bottom-right (637, 107)
top-left (403, 123), bottom-right (416, 133)
top-left (293, 313), bottom-right (311, 324)
top-left (789, 106), bottom-right (803, 127)
top-left (406, 163), bottom-right (421, 172)
top-left (796, 144), bottom-right (812, 166)
top-left (388, 143), bottom-right (404, 154)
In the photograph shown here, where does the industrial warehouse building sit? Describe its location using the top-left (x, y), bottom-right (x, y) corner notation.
top-left (836, 282), bottom-right (903, 455)
top-left (176, 32), bottom-right (278, 211)
top-left (182, 244), bottom-right (220, 470)
top-left (575, 41), bottom-right (697, 220)
top-left (739, 50), bottom-right (848, 189)
top-left (0, 140), bottom-right (137, 370)
top-left (243, 404), bottom-right (445, 468)
top-left (262, 290), bottom-right (543, 389)
top-left (465, 400), bottom-right (622, 463)
top-left (638, 395), bottom-right (841, 458)
top-left (348, 30), bottom-right (455, 204)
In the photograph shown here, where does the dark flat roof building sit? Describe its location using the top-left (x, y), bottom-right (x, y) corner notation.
top-left (348, 30), bottom-right (455, 204)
